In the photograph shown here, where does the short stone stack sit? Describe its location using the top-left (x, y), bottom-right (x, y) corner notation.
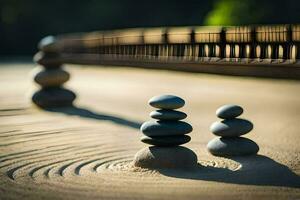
top-left (133, 95), bottom-right (197, 169)
top-left (32, 36), bottom-right (76, 108)
top-left (207, 104), bottom-right (259, 156)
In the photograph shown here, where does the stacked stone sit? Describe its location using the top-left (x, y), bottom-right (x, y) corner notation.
top-left (32, 36), bottom-right (76, 108)
top-left (207, 104), bottom-right (259, 156)
top-left (134, 95), bottom-right (197, 169)
top-left (141, 95), bottom-right (192, 146)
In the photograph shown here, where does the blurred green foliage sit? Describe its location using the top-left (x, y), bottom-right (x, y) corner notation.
top-left (0, 0), bottom-right (299, 55)
top-left (204, 0), bottom-right (300, 25)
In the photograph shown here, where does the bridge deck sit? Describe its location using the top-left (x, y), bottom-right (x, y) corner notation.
top-left (0, 63), bottom-right (300, 199)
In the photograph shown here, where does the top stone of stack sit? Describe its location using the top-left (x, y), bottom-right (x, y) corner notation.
top-left (38, 36), bottom-right (60, 53)
top-left (216, 104), bottom-right (243, 119)
top-left (149, 95), bottom-right (185, 109)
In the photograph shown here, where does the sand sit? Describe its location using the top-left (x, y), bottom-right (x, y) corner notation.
top-left (0, 63), bottom-right (300, 199)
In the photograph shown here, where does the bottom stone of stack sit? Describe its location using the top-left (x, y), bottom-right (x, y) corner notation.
top-left (141, 135), bottom-right (191, 146)
top-left (32, 87), bottom-right (76, 108)
top-left (133, 146), bottom-right (198, 169)
top-left (207, 137), bottom-right (259, 156)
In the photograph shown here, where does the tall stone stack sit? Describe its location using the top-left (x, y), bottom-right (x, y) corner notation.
top-left (32, 36), bottom-right (76, 108)
top-left (133, 95), bottom-right (198, 169)
top-left (207, 104), bottom-right (259, 156)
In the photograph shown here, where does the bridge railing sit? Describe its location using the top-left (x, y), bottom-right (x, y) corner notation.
top-left (37, 25), bottom-right (300, 63)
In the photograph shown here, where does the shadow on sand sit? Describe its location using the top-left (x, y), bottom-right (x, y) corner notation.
top-left (45, 105), bottom-right (142, 130)
top-left (158, 154), bottom-right (300, 188)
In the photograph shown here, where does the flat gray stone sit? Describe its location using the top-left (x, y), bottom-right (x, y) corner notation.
top-left (149, 95), bottom-right (185, 109)
top-left (38, 36), bottom-right (59, 52)
top-left (34, 68), bottom-right (70, 87)
top-left (141, 135), bottom-right (191, 146)
top-left (216, 104), bottom-right (243, 119)
top-left (33, 51), bottom-right (62, 67)
top-left (32, 88), bottom-right (76, 108)
top-left (133, 146), bottom-right (198, 169)
top-left (210, 119), bottom-right (253, 137)
top-left (207, 137), bottom-right (259, 156)
top-left (150, 109), bottom-right (187, 120)
top-left (141, 120), bottom-right (192, 137)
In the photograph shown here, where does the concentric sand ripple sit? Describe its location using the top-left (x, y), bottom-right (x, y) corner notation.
top-left (2, 144), bottom-right (139, 181)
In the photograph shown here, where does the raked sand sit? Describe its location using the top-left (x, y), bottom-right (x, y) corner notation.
top-left (0, 63), bottom-right (300, 199)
